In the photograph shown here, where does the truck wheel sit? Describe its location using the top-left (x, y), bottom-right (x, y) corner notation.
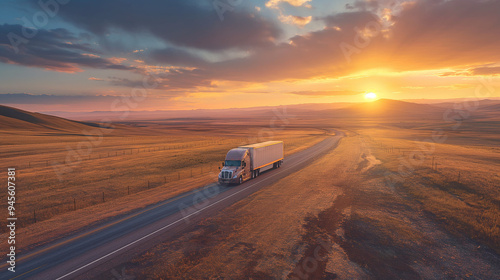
top-left (239, 176), bottom-right (243, 184)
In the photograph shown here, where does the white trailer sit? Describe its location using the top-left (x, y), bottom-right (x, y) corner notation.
top-left (240, 141), bottom-right (284, 177)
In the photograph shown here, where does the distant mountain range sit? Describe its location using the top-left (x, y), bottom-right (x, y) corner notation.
top-left (39, 102), bottom-right (354, 122)
top-left (1, 99), bottom-right (498, 131)
top-left (323, 99), bottom-right (448, 119)
top-left (43, 98), bottom-right (500, 121)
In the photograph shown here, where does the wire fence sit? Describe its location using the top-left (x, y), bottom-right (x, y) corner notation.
top-left (4, 164), bottom-right (220, 231)
top-left (18, 137), bottom-right (248, 169)
top-left (366, 136), bottom-right (467, 187)
top-left (1, 137), bottom-right (293, 231)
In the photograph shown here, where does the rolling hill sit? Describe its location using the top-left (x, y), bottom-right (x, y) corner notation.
top-left (0, 104), bottom-right (102, 132)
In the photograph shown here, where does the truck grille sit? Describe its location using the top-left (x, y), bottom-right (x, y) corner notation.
top-left (221, 170), bottom-right (232, 179)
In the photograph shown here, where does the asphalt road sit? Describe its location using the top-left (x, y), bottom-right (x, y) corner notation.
top-left (1, 131), bottom-right (343, 280)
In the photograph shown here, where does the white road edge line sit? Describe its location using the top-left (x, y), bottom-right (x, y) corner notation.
top-left (55, 137), bottom-right (338, 280)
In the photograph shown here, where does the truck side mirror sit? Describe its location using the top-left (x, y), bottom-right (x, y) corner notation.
top-left (221, 162), bottom-right (225, 167)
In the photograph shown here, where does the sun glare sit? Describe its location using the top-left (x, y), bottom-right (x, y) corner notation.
top-left (365, 92), bottom-right (377, 100)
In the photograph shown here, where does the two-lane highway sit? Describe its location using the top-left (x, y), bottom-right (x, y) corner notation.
top-left (1, 131), bottom-right (343, 280)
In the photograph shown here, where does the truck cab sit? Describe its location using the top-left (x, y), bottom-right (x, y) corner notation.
top-left (218, 148), bottom-right (251, 185)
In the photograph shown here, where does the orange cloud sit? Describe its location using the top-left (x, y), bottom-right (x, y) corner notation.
top-left (290, 90), bottom-right (362, 96)
top-left (279, 15), bottom-right (312, 27)
top-left (42, 65), bottom-right (83, 73)
top-left (82, 53), bottom-right (100, 58)
top-left (266, 0), bottom-right (311, 8)
top-left (439, 66), bottom-right (500, 77)
top-left (109, 57), bottom-right (127, 64)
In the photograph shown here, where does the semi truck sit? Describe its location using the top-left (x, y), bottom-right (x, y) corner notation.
top-left (218, 141), bottom-right (284, 185)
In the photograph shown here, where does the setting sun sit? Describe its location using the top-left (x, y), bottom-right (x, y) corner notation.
top-left (365, 92), bottom-right (377, 100)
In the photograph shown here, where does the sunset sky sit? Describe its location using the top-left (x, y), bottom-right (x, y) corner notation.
top-left (1, 0), bottom-right (499, 112)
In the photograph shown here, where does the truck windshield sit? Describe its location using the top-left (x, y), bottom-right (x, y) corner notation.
top-left (225, 160), bottom-right (241, 167)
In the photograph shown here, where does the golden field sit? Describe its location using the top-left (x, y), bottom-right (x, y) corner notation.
top-left (112, 104), bottom-right (500, 279)
top-left (0, 117), bottom-right (327, 253)
top-left (1, 100), bottom-right (499, 279)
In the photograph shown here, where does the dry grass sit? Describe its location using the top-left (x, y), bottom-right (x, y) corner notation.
top-left (358, 126), bottom-right (500, 254)
top-left (121, 134), bottom-right (366, 279)
top-left (107, 108), bottom-right (500, 279)
top-left (3, 174), bottom-right (216, 254)
top-left (91, 117), bottom-right (500, 279)
top-left (3, 105), bottom-right (498, 278)
top-left (0, 122), bottom-right (326, 253)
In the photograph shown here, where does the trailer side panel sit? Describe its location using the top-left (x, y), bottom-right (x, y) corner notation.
top-left (240, 141), bottom-right (283, 170)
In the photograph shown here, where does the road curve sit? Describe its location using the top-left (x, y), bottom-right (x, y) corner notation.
top-left (1, 131), bottom-right (344, 280)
